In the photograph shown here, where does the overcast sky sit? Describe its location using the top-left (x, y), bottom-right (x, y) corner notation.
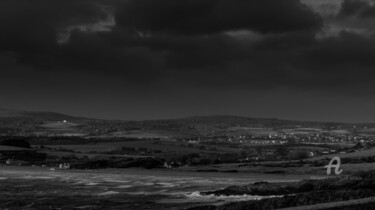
top-left (1, 0), bottom-right (375, 122)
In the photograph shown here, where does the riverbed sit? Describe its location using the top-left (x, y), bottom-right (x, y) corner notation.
top-left (0, 166), bottom-right (320, 209)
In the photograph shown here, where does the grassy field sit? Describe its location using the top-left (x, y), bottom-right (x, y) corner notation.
top-left (277, 197), bottom-right (375, 210)
top-left (359, 127), bottom-right (375, 133)
top-left (289, 146), bottom-right (328, 152)
top-left (98, 130), bottom-right (172, 139)
top-left (330, 129), bottom-right (351, 135)
top-left (0, 145), bottom-right (34, 151)
top-left (40, 121), bottom-right (79, 128)
top-left (42, 140), bottom-right (241, 154)
top-left (177, 161), bottom-right (375, 176)
top-left (282, 128), bottom-right (323, 135)
top-left (312, 147), bottom-right (375, 159)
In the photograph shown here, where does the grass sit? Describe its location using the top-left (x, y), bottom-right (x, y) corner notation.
top-left (277, 197), bottom-right (375, 210)
top-left (0, 145), bottom-right (33, 151)
top-left (330, 130), bottom-right (351, 134)
top-left (312, 147), bottom-right (375, 159)
top-left (359, 127), bottom-right (375, 133)
top-left (41, 140), bottom-right (241, 155)
top-left (98, 130), bottom-right (172, 139)
top-left (40, 122), bottom-right (79, 128)
top-left (289, 146), bottom-right (328, 152)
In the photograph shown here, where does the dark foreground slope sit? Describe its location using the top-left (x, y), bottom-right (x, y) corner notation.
top-left (188, 171), bottom-right (375, 210)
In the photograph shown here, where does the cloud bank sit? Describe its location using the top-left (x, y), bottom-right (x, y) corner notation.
top-left (1, 0), bottom-right (375, 91)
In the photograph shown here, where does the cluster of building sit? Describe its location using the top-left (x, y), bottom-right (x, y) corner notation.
top-left (180, 132), bottom-right (375, 146)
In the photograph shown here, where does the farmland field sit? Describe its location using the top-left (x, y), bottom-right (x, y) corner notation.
top-left (41, 140), bottom-right (241, 154)
top-left (0, 145), bottom-right (34, 151)
top-left (312, 147), bottom-right (375, 159)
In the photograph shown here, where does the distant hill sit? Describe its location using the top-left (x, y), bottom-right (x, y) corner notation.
top-left (1, 108), bottom-right (375, 137)
top-left (145, 115), bottom-right (354, 130)
top-left (140, 115), bottom-right (359, 137)
top-left (0, 108), bottom-right (23, 118)
top-left (0, 108), bottom-right (90, 135)
top-left (0, 108), bottom-right (89, 122)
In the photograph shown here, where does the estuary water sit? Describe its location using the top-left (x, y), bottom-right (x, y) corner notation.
top-left (0, 166), bottom-right (314, 209)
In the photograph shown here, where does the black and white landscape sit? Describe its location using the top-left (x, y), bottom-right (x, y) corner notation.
top-left (1, 0), bottom-right (375, 209)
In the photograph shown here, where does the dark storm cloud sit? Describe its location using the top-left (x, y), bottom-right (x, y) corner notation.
top-left (59, 30), bottom-right (166, 81)
top-left (338, 0), bottom-right (375, 18)
top-left (116, 0), bottom-right (323, 35)
top-left (308, 31), bottom-right (375, 67)
top-left (0, 0), bottom-right (159, 82)
top-left (291, 31), bottom-right (375, 88)
top-left (2, 0), bottom-right (375, 91)
top-left (0, 0), bottom-right (107, 52)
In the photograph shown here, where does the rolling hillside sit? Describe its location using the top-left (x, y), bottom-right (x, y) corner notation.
top-left (1, 108), bottom-right (375, 137)
top-left (0, 108), bottom-right (88, 122)
top-left (0, 108), bottom-right (90, 135)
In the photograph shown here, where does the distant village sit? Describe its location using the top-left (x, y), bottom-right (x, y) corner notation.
top-left (181, 132), bottom-right (375, 146)
top-left (1, 118), bottom-right (375, 169)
